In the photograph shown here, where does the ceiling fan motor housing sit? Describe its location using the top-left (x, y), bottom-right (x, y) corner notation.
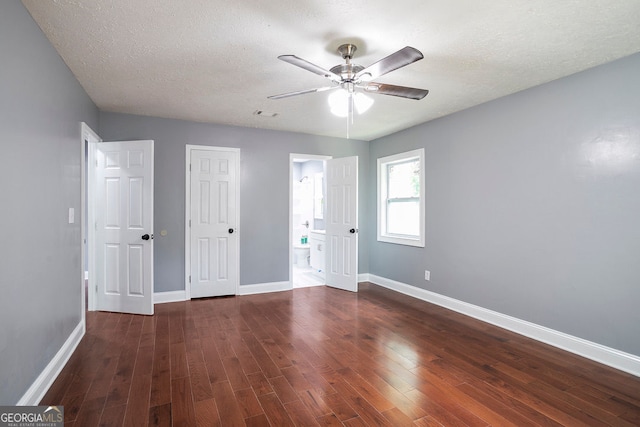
top-left (330, 63), bottom-right (365, 82)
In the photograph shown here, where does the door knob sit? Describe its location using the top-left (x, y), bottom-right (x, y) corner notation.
top-left (228, 228), bottom-right (234, 234)
top-left (349, 228), bottom-right (357, 234)
top-left (142, 233), bottom-right (151, 240)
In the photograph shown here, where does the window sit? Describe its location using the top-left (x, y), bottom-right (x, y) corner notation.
top-left (377, 148), bottom-right (425, 247)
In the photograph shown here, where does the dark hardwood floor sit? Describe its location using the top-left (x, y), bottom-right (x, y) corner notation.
top-left (41, 283), bottom-right (640, 426)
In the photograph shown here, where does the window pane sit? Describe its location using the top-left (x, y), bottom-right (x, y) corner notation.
top-left (387, 159), bottom-right (420, 199)
top-left (387, 200), bottom-right (419, 236)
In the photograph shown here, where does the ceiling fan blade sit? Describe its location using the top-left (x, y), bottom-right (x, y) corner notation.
top-left (278, 55), bottom-right (342, 82)
top-left (362, 83), bottom-right (429, 100)
top-left (268, 86), bottom-right (335, 100)
top-left (356, 46), bottom-right (424, 81)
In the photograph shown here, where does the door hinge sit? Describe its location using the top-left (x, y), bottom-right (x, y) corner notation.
top-left (189, 164), bottom-right (192, 172)
top-left (189, 275), bottom-right (191, 283)
top-left (189, 219), bottom-right (191, 227)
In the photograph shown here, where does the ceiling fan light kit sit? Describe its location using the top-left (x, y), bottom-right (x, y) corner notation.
top-left (268, 43), bottom-right (429, 120)
top-left (328, 91), bottom-right (374, 117)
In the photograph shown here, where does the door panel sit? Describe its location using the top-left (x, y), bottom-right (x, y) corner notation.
top-left (94, 140), bottom-right (154, 315)
top-left (189, 148), bottom-right (238, 298)
top-left (325, 156), bottom-right (358, 292)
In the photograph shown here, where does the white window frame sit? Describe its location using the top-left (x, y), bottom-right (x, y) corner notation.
top-left (377, 148), bottom-right (425, 247)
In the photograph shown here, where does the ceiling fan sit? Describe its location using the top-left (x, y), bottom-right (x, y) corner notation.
top-left (268, 44), bottom-right (429, 105)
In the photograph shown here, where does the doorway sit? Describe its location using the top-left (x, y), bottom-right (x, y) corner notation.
top-left (82, 123), bottom-right (155, 315)
top-left (81, 123), bottom-right (100, 314)
top-left (290, 154), bottom-right (331, 288)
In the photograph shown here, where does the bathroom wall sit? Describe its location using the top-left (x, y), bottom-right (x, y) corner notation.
top-left (300, 160), bottom-right (325, 230)
top-left (292, 167), bottom-right (314, 245)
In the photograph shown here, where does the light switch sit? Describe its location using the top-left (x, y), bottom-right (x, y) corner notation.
top-left (68, 207), bottom-right (75, 224)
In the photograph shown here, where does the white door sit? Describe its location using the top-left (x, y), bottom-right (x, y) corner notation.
top-left (93, 140), bottom-right (154, 315)
top-left (325, 156), bottom-right (358, 292)
top-left (188, 147), bottom-right (239, 298)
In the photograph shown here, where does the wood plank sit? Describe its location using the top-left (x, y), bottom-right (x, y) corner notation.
top-left (223, 356), bottom-right (251, 391)
top-left (210, 381), bottom-right (246, 426)
top-left (297, 389), bottom-right (334, 419)
top-left (201, 337), bottom-right (227, 384)
top-left (268, 375), bottom-right (299, 404)
top-left (171, 377), bottom-right (196, 426)
top-left (246, 371), bottom-right (275, 396)
top-left (194, 398), bottom-right (221, 427)
top-left (244, 413), bottom-right (271, 427)
top-left (187, 348), bottom-right (214, 401)
top-left (284, 399), bottom-right (321, 426)
top-left (257, 392), bottom-right (296, 427)
top-left (99, 404), bottom-right (127, 427)
top-left (234, 387), bottom-right (264, 419)
top-left (148, 404), bottom-right (171, 427)
top-left (149, 350), bottom-right (171, 407)
top-left (170, 342), bottom-right (189, 379)
top-left (72, 395), bottom-right (106, 427)
top-left (334, 380), bottom-right (395, 427)
top-left (123, 374), bottom-right (152, 427)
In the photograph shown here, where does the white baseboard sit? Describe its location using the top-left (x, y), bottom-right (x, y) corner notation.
top-left (358, 273), bottom-right (370, 283)
top-left (239, 281), bottom-right (291, 295)
top-left (17, 321), bottom-right (85, 405)
top-left (154, 290), bottom-right (187, 304)
top-left (367, 274), bottom-right (640, 378)
top-left (155, 282), bottom-right (293, 301)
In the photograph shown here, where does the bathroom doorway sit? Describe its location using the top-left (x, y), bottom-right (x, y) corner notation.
top-left (290, 154), bottom-right (331, 288)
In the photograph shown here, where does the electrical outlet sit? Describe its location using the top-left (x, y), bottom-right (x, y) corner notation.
top-left (424, 270), bottom-right (430, 281)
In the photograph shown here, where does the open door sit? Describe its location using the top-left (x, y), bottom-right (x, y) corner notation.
top-left (90, 140), bottom-right (154, 315)
top-left (325, 156), bottom-right (358, 292)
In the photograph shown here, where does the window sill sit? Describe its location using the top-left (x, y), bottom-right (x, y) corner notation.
top-left (377, 234), bottom-right (424, 248)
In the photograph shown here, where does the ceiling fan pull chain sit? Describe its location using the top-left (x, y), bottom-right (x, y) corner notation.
top-left (346, 112), bottom-right (350, 139)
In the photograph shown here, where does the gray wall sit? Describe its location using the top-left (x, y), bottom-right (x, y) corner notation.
top-left (98, 113), bottom-right (369, 291)
top-left (0, 1), bottom-right (98, 404)
top-left (369, 53), bottom-right (640, 356)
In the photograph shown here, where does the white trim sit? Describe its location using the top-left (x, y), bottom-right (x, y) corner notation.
top-left (238, 281), bottom-right (291, 295)
top-left (377, 148), bottom-right (425, 247)
top-left (367, 274), bottom-right (640, 378)
top-left (358, 273), bottom-right (370, 283)
top-left (289, 153), bottom-right (332, 290)
top-left (81, 123), bottom-right (101, 314)
top-left (185, 145), bottom-right (241, 299)
top-left (154, 290), bottom-right (188, 304)
top-left (17, 321), bottom-right (84, 405)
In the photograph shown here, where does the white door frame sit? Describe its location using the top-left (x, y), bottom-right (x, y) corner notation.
top-left (289, 153), bottom-right (332, 289)
top-left (81, 122), bottom-right (102, 313)
top-left (185, 145), bottom-right (241, 299)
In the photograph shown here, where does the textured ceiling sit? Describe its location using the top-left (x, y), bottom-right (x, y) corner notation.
top-left (22, 0), bottom-right (640, 141)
